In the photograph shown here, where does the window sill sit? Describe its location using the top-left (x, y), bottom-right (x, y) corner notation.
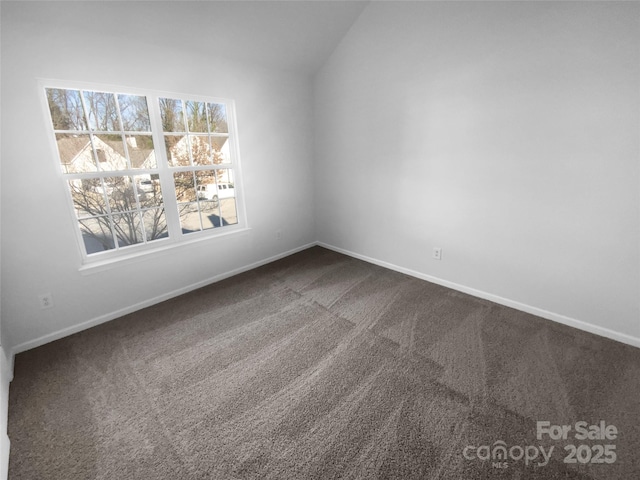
top-left (78, 226), bottom-right (251, 275)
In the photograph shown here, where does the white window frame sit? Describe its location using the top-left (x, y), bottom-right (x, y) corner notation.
top-left (39, 79), bottom-right (248, 269)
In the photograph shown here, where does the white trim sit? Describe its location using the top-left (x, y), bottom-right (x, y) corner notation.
top-left (10, 243), bottom-right (317, 356)
top-left (318, 242), bottom-right (640, 350)
top-left (79, 226), bottom-right (251, 275)
top-left (0, 346), bottom-right (11, 480)
top-left (11, 240), bottom-right (640, 355)
top-left (0, 433), bottom-right (8, 480)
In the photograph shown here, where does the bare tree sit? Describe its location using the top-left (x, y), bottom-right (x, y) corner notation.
top-left (83, 91), bottom-right (119, 131)
top-left (46, 88), bottom-right (88, 131)
top-left (159, 98), bottom-right (183, 132)
top-left (118, 95), bottom-right (151, 131)
top-left (71, 179), bottom-right (167, 251)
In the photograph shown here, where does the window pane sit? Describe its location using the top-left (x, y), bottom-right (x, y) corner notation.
top-left (117, 94), bottom-right (151, 131)
top-left (216, 168), bottom-right (234, 186)
top-left (68, 179), bottom-right (109, 218)
top-left (105, 176), bottom-right (136, 212)
top-left (178, 202), bottom-right (201, 234)
top-left (142, 208), bottom-right (168, 242)
top-left (210, 136), bottom-right (230, 164)
top-left (135, 175), bottom-right (163, 208)
top-left (113, 212), bottom-right (144, 247)
top-left (55, 134), bottom-right (95, 173)
top-left (159, 98), bottom-right (185, 132)
top-left (94, 134), bottom-right (128, 171)
top-left (219, 197), bottom-right (238, 226)
top-left (200, 201), bottom-right (220, 230)
top-left (199, 200), bottom-right (219, 213)
top-left (46, 88), bottom-right (88, 131)
top-left (83, 91), bottom-right (119, 131)
top-left (194, 170), bottom-right (218, 201)
top-left (165, 135), bottom-right (189, 166)
top-left (189, 135), bottom-right (212, 165)
top-left (174, 171), bottom-right (196, 203)
top-left (186, 100), bottom-right (208, 133)
top-left (207, 103), bottom-right (228, 133)
top-left (217, 169), bottom-right (238, 226)
top-left (79, 217), bottom-right (115, 253)
top-left (126, 135), bottom-right (156, 169)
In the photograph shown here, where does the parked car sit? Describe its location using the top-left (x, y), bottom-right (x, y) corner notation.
top-left (137, 179), bottom-right (154, 193)
top-left (196, 183), bottom-right (235, 202)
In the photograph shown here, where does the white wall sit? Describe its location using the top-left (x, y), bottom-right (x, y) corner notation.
top-left (2, 2), bottom-right (639, 354)
top-left (0, 3), bottom-right (316, 351)
top-left (314, 2), bottom-right (640, 342)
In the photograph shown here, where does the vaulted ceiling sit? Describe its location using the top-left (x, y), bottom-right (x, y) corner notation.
top-left (7, 0), bottom-right (370, 75)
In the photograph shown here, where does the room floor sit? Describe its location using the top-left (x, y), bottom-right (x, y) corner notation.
top-left (8, 247), bottom-right (640, 479)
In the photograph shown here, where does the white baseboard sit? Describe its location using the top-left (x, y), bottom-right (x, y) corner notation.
top-left (0, 433), bottom-right (7, 480)
top-left (10, 243), bottom-right (317, 357)
top-left (10, 240), bottom-right (640, 357)
top-left (318, 242), bottom-right (640, 350)
top-left (0, 346), bottom-right (11, 480)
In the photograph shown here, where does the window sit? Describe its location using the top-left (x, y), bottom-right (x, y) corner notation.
top-left (44, 84), bottom-right (244, 263)
top-left (159, 97), bottom-right (238, 233)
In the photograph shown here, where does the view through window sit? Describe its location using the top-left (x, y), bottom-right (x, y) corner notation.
top-left (45, 86), bottom-right (242, 260)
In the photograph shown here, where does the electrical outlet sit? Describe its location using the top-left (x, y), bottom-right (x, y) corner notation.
top-left (433, 247), bottom-right (442, 261)
top-left (39, 293), bottom-right (54, 309)
top-left (276, 229), bottom-right (282, 240)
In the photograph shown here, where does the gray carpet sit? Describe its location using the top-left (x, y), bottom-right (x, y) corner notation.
top-left (8, 246), bottom-right (640, 479)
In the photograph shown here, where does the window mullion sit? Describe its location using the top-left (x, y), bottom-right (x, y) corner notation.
top-left (147, 93), bottom-right (182, 240)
